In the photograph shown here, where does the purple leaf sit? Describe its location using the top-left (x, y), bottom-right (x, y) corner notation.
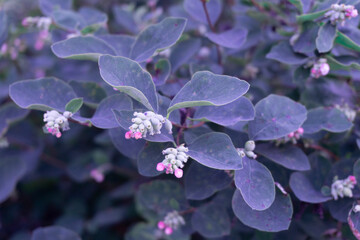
top-left (248, 94), bottom-right (307, 141)
top-left (188, 132), bottom-right (243, 170)
top-left (99, 55), bottom-right (158, 112)
top-left (266, 41), bottom-right (309, 64)
top-left (206, 28), bottom-right (248, 49)
top-left (184, 0), bottom-right (222, 26)
top-left (31, 226), bottom-right (81, 240)
top-left (169, 38), bottom-right (201, 72)
top-left (234, 157), bottom-right (275, 210)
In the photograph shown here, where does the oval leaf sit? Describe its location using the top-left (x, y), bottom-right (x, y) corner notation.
top-left (187, 132), bottom-right (243, 170)
top-left (184, 0), bottom-right (222, 26)
top-left (232, 189), bottom-right (293, 232)
top-left (205, 28), bottom-right (248, 49)
top-left (234, 157), bottom-right (275, 210)
top-left (248, 94), bottom-right (307, 141)
top-left (256, 143), bottom-right (310, 171)
top-left (31, 226), bottom-right (81, 240)
top-left (99, 55), bottom-right (158, 112)
top-left (316, 21), bottom-right (336, 53)
top-left (266, 41), bottom-right (309, 64)
top-left (168, 71), bottom-right (249, 115)
top-left (65, 98), bottom-right (83, 113)
top-left (130, 17), bottom-right (187, 62)
top-left (9, 78), bottom-right (77, 112)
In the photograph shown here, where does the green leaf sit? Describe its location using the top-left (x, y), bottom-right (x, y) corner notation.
top-left (167, 71), bottom-right (249, 116)
top-left (65, 98), bottom-right (83, 113)
top-left (288, 0), bottom-right (303, 13)
top-left (296, 9), bottom-right (328, 23)
top-left (335, 31), bottom-right (360, 52)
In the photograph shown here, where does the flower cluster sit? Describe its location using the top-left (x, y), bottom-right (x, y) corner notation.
top-left (157, 211), bottom-right (185, 235)
top-left (334, 103), bottom-right (357, 122)
top-left (43, 110), bottom-right (72, 138)
top-left (156, 144), bottom-right (189, 178)
top-left (22, 16), bottom-right (52, 50)
top-left (237, 140), bottom-right (257, 159)
top-left (325, 4), bottom-right (358, 25)
top-left (331, 175), bottom-right (357, 200)
top-left (276, 127), bottom-right (304, 145)
top-left (125, 111), bottom-right (172, 139)
top-left (1, 38), bottom-right (26, 60)
top-left (311, 58), bottom-right (330, 78)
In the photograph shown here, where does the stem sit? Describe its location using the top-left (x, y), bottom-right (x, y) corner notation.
top-left (250, 0), bottom-right (293, 26)
top-left (308, 144), bottom-right (340, 161)
top-left (200, 0), bottom-right (222, 65)
top-left (179, 207), bottom-right (196, 215)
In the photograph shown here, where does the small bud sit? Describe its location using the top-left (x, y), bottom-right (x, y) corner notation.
top-left (164, 227), bottom-right (173, 235)
top-left (134, 132), bottom-right (142, 139)
top-left (157, 163), bottom-right (165, 171)
top-left (174, 168), bottom-right (183, 178)
top-left (125, 131), bottom-right (132, 139)
top-left (244, 140), bottom-right (256, 151)
top-left (158, 221), bottom-right (166, 230)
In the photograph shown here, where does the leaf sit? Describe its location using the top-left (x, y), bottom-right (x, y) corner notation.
top-left (335, 31), bottom-right (360, 52)
top-left (168, 71), bottom-right (249, 115)
top-left (289, 154), bottom-right (332, 203)
top-left (51, 36), bottom-right (117, 61)
top-left (192, 97), bottom-right (255, 126)
top-left (78, 7), bottom-right (107, 27)
top-left (187, 132), bottom-right (243, 170)
top-left (184, 0), bottom-right (222, 26)
top-left (0, 156), bottom-right (26, 203)
top-left (137, 142), bottom-right (172, 177)
top-left (51, 10), bottom-right (85, 31)
top-left (112, 110), bottom-right (174, 143)
top-left (248, 94), bottom-right (307, 141)
top-left (184, 162), bottom-right (232, 200)
top-left (99, 55), bottom-right (158, 112)
top-left (91, 94), bottom-right (133, 129)
top-left (255, 143), bottom-right (310, 171)
top-left (234, 157), bottom-right (275, 210)
top-left (130, 17), bottom-right (187, 62)
top-left (169, 38), bottom-right (201, 72)
top-left (0, 10), bottom-right (8, 45)
top-left (124, 223), bottom-right (157, 240)
top-left (31, 226), bottom-right (81, 240)
top-left (97, 34), bottom-right (135, 58)
top-left (316, 22), bottom-right (336, 53)
top-left (296, 9), bottom-right (329, 23)
top-left (293, 22), bottom-right (319, 54)
top-left (266, 41), bottom-right (309, 65)
top-left (9, 77), bottom-right (77, 112)
top-left (113, 6), bottom-right (139, 34)
top-left (232, 189), bottom-right (293, 232)
top-left (65, 98), bottom-right (83, 113)
top-left (136, 180), bottom-right (188, 218)
top-left (348, 206), bottom-right (360, 239)
top-left (69, 81), bottom-right (106, 106)
top-left (205, 28), bottom-right (248, 49)
top-left (109, 127), bottom-right (146, 160)
top-left (153, 59), bottom-right (171, 86)
top-left (191, 202), bottom-right (231, 238)
top-left (288, 0), bottom-right (303, 13)
top-left (327, 198), bottom-right (354, 222)
top-left (39, 0), bottom-right (73, 16)
top-left (0, 103), bottom-right (29, 137)
top-left (302, 107), bottom-right (353, 134)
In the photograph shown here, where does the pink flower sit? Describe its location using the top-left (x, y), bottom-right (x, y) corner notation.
top-left (164, 227), bottom-right (173, 235)
top-left (319, 63), bottom-right (330, 76)
top-left (156, 162), bottom-right (165, 171)
top-left (287, 132), bottom-right (294, 138)
top-left (1, 43), bottom-right (8, 54)
top-left (56, 132), bottom-right (62, 138)
top-left (157, 221), bottom-right (166, 230)
top-left (297, 127), bottom-right (304, 134)
top-left (134, 132), bottom-right (142, 139)
top-left (349, 176), bottom-right (357, 184)
top-left (22, 18), bottom-right (29, 27)
top-left (125, 131), bottom-right (132, 139)
top-left (90, 169), bottom-right (104, 183)
top-left (174, 168), bottom-right (183, 178)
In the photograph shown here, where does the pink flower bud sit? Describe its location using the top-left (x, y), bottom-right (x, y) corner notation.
top-left (125, 131), bottom-right (132, 139)
top-left (156, 162), bottom-right (165, 171)
top-left (1, 43), bottom-right (7, 54)
top-left (22, 18), bottom-right (29, 27)
top-left (297, 127), bottom-right (304, 134)
top-left (351, 9), bottom-right (358, 17)
top-left (134, 132), bottom-right (142, 139)
top-left (56, 132), bottom-right (62, 138)
top-left (349, 176), bottom-right (357, 184)
top-left (164, 227), bottom-right (173, 235)
top-left (90, 169), bottom-right (104, 183)
top-left (47, 128), bottom-right (53, 133)
top-left (157, 221), bottom-right (166, 230)
top-left (288, 132), bottom-right (294, 138)
top-left (34, 38), bottom-right (44, 51)
top-left (174, 168), bottom-right (183, 178)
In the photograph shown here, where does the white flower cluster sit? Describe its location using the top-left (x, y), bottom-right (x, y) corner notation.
top-left (22, 16), bottom-right (52, 31)
top-left (325, 4), bottom-right (358, 25)
top-left (125, 111), bottom-right (172, 139)
top-left (334, 103), bottom-right (357, 122)
top-left (157, 211), bottom-right (185, 235)
top-left (156, 144), bottom-right (189, 178)
top-left (43, 110), bottom-right (72, 138)
top-left (311, 58), bottom-right (330, 79)
top-left (331, 175), bottom-right (357, 200)
top-left (237, 140), bottom-right (257, 159)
